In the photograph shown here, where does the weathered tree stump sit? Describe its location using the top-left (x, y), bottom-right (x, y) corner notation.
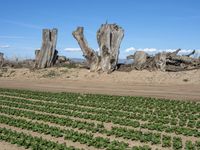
top-left (72, 27), bottom-right (100, 71)
top-left (73, 23), bottom-right (124, 73)
top-left (97, 24), bottom-right (124, 72)
top-left (154, 52), bottom-right (166, 71)
top-left (0, 52), bottom-right (4, 67)
top-left (127, 51), bottom-right (147, 70)
top-left (35, 29), bottom-right (58, 69)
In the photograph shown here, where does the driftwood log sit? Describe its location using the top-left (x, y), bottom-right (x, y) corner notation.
top-left (0, 52), bottom-right (4, 67)
top-left (73, 23), bottom-right (124, 73)
top-left (127, 49), bottom-right (200, 72)
top-left (35, 29), bottom-right (58, 68)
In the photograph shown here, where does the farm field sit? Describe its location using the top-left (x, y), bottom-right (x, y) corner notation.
top-left (0, 88), bottom-right (200, 150)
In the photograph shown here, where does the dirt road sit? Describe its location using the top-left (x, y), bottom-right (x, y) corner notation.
top-left (0, 78), bottom-right (199, 101)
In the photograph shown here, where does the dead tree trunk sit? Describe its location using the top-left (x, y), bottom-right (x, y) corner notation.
top-left (0, 52), bottom-right (4, 67)
top-left (127, 49), bottom-right (200, 72)
top-left (97, 24), bottom-right (124, 72)
top-left (72, 27), bottom-right (100, 71)
top-left (185, 50), bottom-right (195, 57)
top-left (154, 52), bottom-right (166, 71)
top-left (35, 29), bottom-right (58, 69)
top-left (72, 23), bottom-right (124, 73)
top-left (166, 48), bottom-right (181, 58)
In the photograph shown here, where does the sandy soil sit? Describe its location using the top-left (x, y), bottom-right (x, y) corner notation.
top-left (0, 67), bottom-right (200, 101)
top-left (0, 141), bottom-right (27, 150)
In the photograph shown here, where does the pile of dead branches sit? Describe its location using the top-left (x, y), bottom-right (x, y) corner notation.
top-left (127, 49), bottom-right (200, 72)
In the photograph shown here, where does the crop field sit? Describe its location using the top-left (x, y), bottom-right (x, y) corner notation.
top-left (0, 88), bottom-right (199, 150)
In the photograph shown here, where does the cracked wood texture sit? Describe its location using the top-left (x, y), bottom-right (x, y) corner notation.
top-left (127, 51), bottom-right (147, 70)
top-left (97, 24), bottom-right (124, 72)
top-left (72, 27), bottom-right (100, 71)
top-left (127, 49), bottom-right (200, 72)
top-left (73, 24), bottom-right (124, 73)
top-left (153, 52), bottom-right (166, 71)
top-left (35, 29), bottom-right (58, 68)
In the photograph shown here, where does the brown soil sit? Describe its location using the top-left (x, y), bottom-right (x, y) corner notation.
top-left (1, 69), bottom-right (199, 150)
top-left (0, 67), bottom-right (200, 101)
top-left (0, 141), bottom-right (28, 150)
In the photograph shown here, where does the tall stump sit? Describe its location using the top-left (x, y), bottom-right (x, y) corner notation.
top-left (73, 23), bottom-right (124, 73)
top-left (35, 28), bottom-right (58, 68)
top-left (72, 27), bottom-right (100, 71)
top-left (97, 24), bottom-right (124, 72)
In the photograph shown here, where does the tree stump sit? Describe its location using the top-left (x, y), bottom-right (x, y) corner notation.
top-left (128, 49), bottom-right (200, 72)
top-left (154, 52), bottom-right (166, 71)
top-left (127, 51), bottom-right (147, 70)
top-left (97, 24), bottom-right (124, 72)
top-left (35, 29), bottom-right (58, 68)
top-left (72, 27), bottom-right (100, 71)
top-left (73, 23), bottom-right (124, 73)
top-left (0, 52), bottom-right (4, 67)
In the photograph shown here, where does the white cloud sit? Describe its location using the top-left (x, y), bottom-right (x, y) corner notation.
top-left (163, 49), bottom-right (179, 53)
top-left (64, 48), bottom-right (81, 52)
top-left (0, 45), bottom-right (10, 48)
top-left (139, 48), bottom-right (157, 52)
top-left (125, 47), bottom-right (157, 53)
top-left (125, 47), bottom-right (136, 52)
top-left (0, 36), bottom-right (24, 39)
top-left (124, 47), bottom-right (200, 57)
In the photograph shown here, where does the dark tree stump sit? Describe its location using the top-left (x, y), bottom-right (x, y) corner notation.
top-left (35, 29), bottom-right (58, 68)
top-left (73, 23), bottom-right (124, 73)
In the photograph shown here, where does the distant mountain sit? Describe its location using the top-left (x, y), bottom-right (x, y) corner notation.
top-left (70, 58), bottom-right (85, 63)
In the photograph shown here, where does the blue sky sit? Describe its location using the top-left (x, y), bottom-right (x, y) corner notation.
top-left (0, 0), bottom-right (200, 59)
